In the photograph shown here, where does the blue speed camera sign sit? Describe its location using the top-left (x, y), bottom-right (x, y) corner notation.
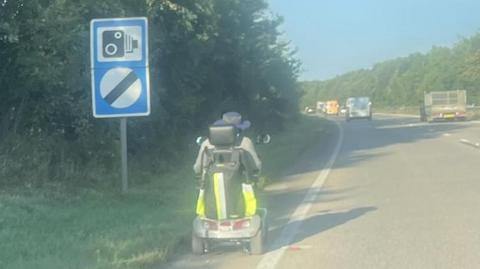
top-left (90, 17), bottom-right (150, 118)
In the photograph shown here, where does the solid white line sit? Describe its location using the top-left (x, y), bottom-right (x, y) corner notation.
top-left (256, 120), bottom-right (344, 269)
top-left (375, 122), bottom-right (426, 129)
top-left (264, 183), bottom-right (289, 192)
top-left (374, 112), bottom-right (419, 118)
top-left (459, 138), bottom-right (480, 148)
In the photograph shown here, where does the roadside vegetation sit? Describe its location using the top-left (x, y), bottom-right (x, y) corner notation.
top-left (301, 33), bottom-right (480, 110)
top-left (0, 0), bottom-right (315, 268)
top-left (0, 0), bottom-right (300, 188)
top-left (0, 116), bottom-right (329, 269)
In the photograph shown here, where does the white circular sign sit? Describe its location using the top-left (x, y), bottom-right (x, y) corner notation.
top-left (100, 67), bottom-right (141, 109)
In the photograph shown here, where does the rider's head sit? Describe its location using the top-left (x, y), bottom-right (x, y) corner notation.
top-left (213, 112), bottom-right (251, 133)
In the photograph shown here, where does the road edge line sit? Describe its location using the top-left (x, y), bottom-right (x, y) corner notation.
top-left (459, 138), bottom-right (480, 149)
top-left (256, 119), bottom-right (344, 269)
top-left (374, 112), bottom-right (419, 118)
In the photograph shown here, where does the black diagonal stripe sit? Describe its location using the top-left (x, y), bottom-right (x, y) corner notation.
top-left (104, 71), bottom-right (139, 105)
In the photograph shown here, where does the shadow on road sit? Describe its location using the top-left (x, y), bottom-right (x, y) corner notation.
top-left (263, 186), bottom-right (356, 221)
top-left (290, 116), bottom-right (469, 174)
top-left (166, 116), bottom-right (473, 266)
top-left (266, 206), bottom-right (377, 252)
top-left (260, 115), bottom-right (469, 253)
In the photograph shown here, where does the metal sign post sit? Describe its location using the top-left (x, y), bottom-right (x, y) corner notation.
top-left (90, 17), bottom-right (150, 192)
top-left (120, 118), bottom-right (128, 192)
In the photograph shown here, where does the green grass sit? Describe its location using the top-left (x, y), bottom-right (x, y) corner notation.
top-left (257, 115), bottom-right (332, 187)
top-left (466, 107), bottom-right (480, 120)
top-left (0, 115), bottom-right (330, 269)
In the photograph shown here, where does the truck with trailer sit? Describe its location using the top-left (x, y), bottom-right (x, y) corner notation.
top-left (420, 90), bottom-right (467, 122)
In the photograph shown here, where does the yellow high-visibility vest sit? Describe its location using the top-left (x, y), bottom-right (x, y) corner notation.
top-left (195, 180), bottom-right (257, 218)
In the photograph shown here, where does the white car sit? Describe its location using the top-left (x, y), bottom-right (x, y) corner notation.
top-left (346, 97), bottom-right (372, 121)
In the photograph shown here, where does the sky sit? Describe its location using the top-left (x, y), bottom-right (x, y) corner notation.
top-left (268, 0), bottom-right (480, 81)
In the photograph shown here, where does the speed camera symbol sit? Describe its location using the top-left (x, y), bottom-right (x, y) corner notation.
top-left (102, 30), bottom-right (139, 58)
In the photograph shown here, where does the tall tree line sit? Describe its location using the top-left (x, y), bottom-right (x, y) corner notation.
top-left (0, 0), bottom-right (300, 186)
top-left (301, 33), bottom-right (480, 108)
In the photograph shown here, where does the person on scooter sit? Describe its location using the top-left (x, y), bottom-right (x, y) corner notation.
top-left (193, 111), bottom-right (262, 175)
top-left (193, 111), bottom-right (262, 220)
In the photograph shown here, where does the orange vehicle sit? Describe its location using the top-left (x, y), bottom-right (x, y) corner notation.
top-left (326, 100), bottom-right (339, 115)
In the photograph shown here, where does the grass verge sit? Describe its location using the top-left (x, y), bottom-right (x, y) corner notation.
top-left (374, 106), bottom-right (419, 116)
top-left (0, 115), bottom-right (330, 269)
top-left (375, 106), bottom-right (480, 120)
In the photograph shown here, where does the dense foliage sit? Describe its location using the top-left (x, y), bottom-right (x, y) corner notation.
top-left (0, 0), bottom-right (300, 187)
top-left (301, 33), bottom-right (480, 108)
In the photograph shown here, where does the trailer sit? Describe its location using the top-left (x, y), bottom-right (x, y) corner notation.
top-left (421, 90), bottom-right (467, 122)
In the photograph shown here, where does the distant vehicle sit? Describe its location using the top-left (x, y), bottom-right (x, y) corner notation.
top-left (316, 101), bottom-right (326, 113)
top-left (340, 106), bottom-right (347, 115)
top-left (420, 90), bottom-right (467, 122)
top-left (346, 97), bottom-right (372, 121)
top-left (326, 100), bottom-right (339, 115)
top-left (305, 106), bottom-right (315, 114)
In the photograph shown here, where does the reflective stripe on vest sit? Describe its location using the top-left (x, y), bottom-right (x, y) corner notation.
top-left (242, 183), bottom-right (257, 217)
top-left (213, 172), bottom-right (227, 219)
top-left (195, 189), bottom-right (205, 217)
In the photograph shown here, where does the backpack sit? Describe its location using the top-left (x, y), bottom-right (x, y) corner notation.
top-left (195, 125), bottom-right (257, 220)
top-left (203, 147), bottom-right (245, 219)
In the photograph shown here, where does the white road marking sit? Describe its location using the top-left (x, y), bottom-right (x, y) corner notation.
top-left (374, 112), bottom-right (419, 118)
top-left (285, 245), bottom-right (313, 250)
top-left (443, 133), bottom-right (451, 137)
top-left (256, 120), bottom-right (344, 269)
top-left (376, 122), bottom-right (426, 129)
top-left (264, 183), bottom-right (289, 192)
top-left (459, 138), bottom-right (480, 148)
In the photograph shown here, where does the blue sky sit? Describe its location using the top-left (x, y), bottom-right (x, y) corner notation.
top-left (268, 0), bottom-right (480, 81)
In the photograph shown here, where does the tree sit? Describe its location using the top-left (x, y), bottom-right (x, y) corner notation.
top-left (301, 32), bottom-right (480, 107)
top-left (0, 0), bottom-right (301, 186)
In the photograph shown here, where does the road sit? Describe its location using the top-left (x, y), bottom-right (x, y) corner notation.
top-left (165, 114), bottom-right (480, 269)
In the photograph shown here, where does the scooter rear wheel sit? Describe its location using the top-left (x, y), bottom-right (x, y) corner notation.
top-left (249, 229), bottom-right (264, 255)
top-left (192, 233), bottom-right (205, 255)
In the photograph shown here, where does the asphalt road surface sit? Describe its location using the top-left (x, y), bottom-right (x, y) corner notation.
top-left (165, 114), bottom-right (480, 269)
